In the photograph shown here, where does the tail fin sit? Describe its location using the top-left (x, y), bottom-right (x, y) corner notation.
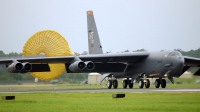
top-left (87, 11), bottom-right (103, 54)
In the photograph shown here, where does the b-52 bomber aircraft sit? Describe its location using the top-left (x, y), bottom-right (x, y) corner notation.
top-left (0, 11), bottom-right (200, 89)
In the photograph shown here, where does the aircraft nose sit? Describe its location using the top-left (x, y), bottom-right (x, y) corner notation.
top-left (170, 56), bottom-right (184, 77)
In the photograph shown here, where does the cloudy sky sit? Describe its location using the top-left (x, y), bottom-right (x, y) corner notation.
top-left (0, 0), bottom-right (200, 54)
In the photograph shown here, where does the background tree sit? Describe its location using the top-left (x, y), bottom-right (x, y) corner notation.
top-left (133, 49), bottom-right (147, 52)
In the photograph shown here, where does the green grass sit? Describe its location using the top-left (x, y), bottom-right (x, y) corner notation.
top-left (0, 92), bottom-right (200, 112)
top-left (1, 83), bottom-right (200, 90)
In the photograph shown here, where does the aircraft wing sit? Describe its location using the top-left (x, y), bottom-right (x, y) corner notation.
top-left (79, 52), bottom-right (149, 63)
top-left (0, 56), bottom-right (75, 64)
top-left (0, 52), bottom-right (150, 64)
top-left (0, 52), bottom-right (149, 73)
top-left (184, 56), bottom-right (200, 67)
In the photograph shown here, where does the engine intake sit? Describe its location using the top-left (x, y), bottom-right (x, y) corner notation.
top-left (7, 62), bottom-right (23, 73)
top-left (85, 61), bottom-right (95, 71)
top-left (20, 62), bottom-right (32, 73)
top-left (69, 61), bottom-right (86, 72)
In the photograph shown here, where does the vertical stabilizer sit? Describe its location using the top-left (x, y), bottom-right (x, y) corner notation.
top-left (87, 11), bottom-right (103, 54)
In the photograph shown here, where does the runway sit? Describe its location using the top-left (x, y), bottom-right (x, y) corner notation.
top-left (0, 88), bottom-right (200, 93)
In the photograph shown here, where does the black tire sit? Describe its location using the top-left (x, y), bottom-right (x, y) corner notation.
top-left (155, 79), bottom-right (160, 88)
top-left (128, 80), bottom-right (133, 89)
top-left (161, 79), bottom-right (166, 88)
top-left (139, 79), bottom-right (144, 88)
top-left (113, 80), bottom-right (118, 89)
top-left (122, 80), bottom-right (128, 89)
top-left (107, 80), bottom-right (112, 89)
top-left (145, 79), bottom-right (150, 88)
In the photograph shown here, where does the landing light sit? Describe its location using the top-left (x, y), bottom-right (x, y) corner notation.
top-left (164, 74), bottom-right (168, 77)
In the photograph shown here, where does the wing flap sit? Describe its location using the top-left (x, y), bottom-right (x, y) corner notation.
top-left (30, 64), bottom-right (50, 72)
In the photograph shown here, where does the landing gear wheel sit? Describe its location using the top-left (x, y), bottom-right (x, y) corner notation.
top-left (122, 80), bottom-right (128, 89)
top-left (139, 79), bottom-right (144, 88)
top-left (145, 79), bottom-right (150, 88)
top-left (107, 80), bottom-right (112, 89)
top-left (113, 80), bottom-right (118, 89)
top-left (128, 81), bottom-right (133, 89)
top-left (155, 79), bottom-right (161, 88)
top-left (161, 79), bottom-right (166, 88)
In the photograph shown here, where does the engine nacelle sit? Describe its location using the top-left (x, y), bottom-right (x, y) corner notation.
top-left (84, 61), bottom-right (95, 71)
top-left (69, 61), bottom-right (86, 72)
top-left (7, 62), bottom-right (23, 73)
top-left (20, 62), bottom-right (32, 73)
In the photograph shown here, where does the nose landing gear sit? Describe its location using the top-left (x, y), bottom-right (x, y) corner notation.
top-left (155, 78), bottom-right (166, 88)
top-left (161, 79), bottom-right (166, 88)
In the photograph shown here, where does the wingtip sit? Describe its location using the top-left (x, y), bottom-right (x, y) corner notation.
top-left (87, 10), bottom-right (93, 15)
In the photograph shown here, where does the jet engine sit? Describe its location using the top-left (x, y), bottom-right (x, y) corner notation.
top-left (20, 62), bottom-right (32, 73)
top-left (84, 61), bottom-right (95, 71)
top-left (69, 61), bottom-right (86, 72)
top-left (7, 62), bottom-right (23, 73)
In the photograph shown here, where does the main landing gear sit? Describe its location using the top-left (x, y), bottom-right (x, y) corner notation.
top-left (138, 79), bottom-right (150, 89)
top-left (107, 79), bottom-right (118, 89)
top-left (138, 78), bottom-right (166, 89)
top-left (155, 79), bottom-right (166, 88)
top-left (122, 78), bottom-right (133, 89)
top-left (137, 74), bottom-right (150, 89)
top-left (106, 77), bottom-right (167, 89)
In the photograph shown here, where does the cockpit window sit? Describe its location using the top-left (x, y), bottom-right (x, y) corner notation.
top-left (165, 52), bottom-right (181, 58)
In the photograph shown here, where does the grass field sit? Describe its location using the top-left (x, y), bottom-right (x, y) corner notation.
top-left (0, 78), bottom-right (200, 112)
top-left (1, 83), bottom-right (200, 90)
top-left (0, 92), bottom-right (200, 112)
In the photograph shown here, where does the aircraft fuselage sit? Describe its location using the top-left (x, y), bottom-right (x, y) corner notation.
top-left (114, 51), bottom-right (184, 79)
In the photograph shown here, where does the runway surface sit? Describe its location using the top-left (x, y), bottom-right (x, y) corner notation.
top-left (0, 88), bottom-right (200, 93)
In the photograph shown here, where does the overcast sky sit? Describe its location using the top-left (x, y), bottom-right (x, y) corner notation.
top-left (0, 0), bottom-right (200, 54)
